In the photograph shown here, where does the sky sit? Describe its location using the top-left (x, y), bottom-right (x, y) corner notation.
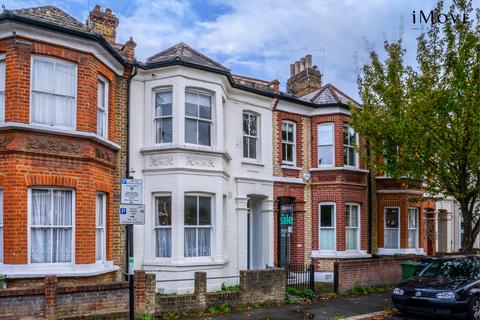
top-left (4, 0), bottom-right (480, 99)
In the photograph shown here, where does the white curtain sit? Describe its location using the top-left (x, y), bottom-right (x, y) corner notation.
top-left (408, 230), bottom-right (417, 249)
top-left (384, 229), bottom-right (399, 249)
top-left (31, 189), bottom-right (72, 263)
top-left (184, 228), bottom-right (196, 257)
top-left (96, 194), bottom-right (105, 261)
top-left (346, 229), bottom-right (358, 250)
top-left (31, 58), bottom-right (75, 128)
top-left (156, 228), bottom-right (171, 258)
top-left (198, 228), bottom-right (211, 256)
top-left (320, 229), bottom-right (335, 250)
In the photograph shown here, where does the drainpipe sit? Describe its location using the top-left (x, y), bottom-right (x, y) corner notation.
top-left (125, 64), bottom-right (137, 179)
top-left (366, 140), bottom-right (372, 254)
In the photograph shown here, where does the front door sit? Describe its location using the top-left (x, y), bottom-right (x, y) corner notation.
top-left (278, 202), bottom-right (293, 266)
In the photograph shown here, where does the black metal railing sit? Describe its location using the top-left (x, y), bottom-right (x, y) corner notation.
top-left (277, 263), bottom-right (315, 291)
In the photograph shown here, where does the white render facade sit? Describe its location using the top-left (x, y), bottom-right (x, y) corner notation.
top-left (129, 45), bottom-right (275, 293)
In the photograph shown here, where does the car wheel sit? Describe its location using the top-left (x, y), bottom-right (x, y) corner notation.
top-left (469, 296), bottom-right (480, 320)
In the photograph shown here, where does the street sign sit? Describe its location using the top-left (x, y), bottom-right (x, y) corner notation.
top-left (121, 179), bottom-right (143, 204)
top-left (119, 204), bottom-right (145, 225)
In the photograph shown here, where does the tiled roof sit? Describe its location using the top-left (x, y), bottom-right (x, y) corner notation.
top-left (301, 83), bottom-right (361, 107)
top-left (6, 6), bottom-right (92, 34)
top-left (146, 42), bottom-right (229, 72)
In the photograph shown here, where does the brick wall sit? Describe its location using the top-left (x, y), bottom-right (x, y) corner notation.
top-left (334, 257), bottom-right (415, 293)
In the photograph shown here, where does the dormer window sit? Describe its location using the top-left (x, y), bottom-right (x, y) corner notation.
top-left (30, 56), bottom-right (77, 130)
top-left (185, 90), bottom-right (212, 146)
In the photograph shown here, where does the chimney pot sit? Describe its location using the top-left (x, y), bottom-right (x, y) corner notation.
top-left (290, 64), bottom-right (295, 77)
top-left (94, 4), bottom-right (101, 11)
top-left (306, 54), bottom-right (312, 68)
top-left (294, 61), bottom-right (300, 74)
top-left (105, 8), bottom-right (112, 14)
top-left (300, 57), bottom-right (306, 71)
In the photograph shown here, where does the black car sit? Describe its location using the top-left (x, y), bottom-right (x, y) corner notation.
top-left (392, 256), bottom-right (480, 319)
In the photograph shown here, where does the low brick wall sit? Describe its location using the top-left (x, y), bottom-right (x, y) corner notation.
top-left (334, 257), bottom-right (415, 293)
top-left (0, 270), bottom-right (154, 319)
top-left (156, 268), bottom-right (286, 315)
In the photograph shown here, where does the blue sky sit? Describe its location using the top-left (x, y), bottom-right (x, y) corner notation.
top-left (5, 0), bottom-right (479, 98)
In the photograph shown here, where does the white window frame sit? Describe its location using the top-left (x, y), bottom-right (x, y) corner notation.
top-left (319, 202), bottom-right (336, 252)
top-left (384, 207), bottom-right (400, 249)
top-left (282, 121), bottom-right (296, 166)
top-left (343, 124), bottom-right (359, 168)
top-left (184, 193), bottom-right (213, 258)
top-left (317, 123), bottom-right (334, 167)
top-left (95, 192), bottom-right (106, 262)
top-left (185, 89), bottom-right (213, 147)
top-left (0, 188), bottom-right (3, 263)
top-left (345, 203), bottom-right (360, 251)
top-left (153, 194), bottom-right (172, 259)
top-left (153, 89), bottom-right (173, 145)
top-left (407, 207), bottom-right (418, 249)
top-left (30, 55), bottom-right (77, 131)
top-left (27, 187), bottom-right (75, 265)
top-left (97, 76), bottom-right (109, 138)
top-left (243, 111), bottom-right (260, 160)
top-left (0, 54), bottom-right (5, 122)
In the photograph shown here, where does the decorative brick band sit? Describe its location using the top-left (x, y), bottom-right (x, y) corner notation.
top-left (25, 175), bottom-right (78, 188)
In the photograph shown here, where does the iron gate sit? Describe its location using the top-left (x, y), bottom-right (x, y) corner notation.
top-left (277, 263), bottom-right (315, 291)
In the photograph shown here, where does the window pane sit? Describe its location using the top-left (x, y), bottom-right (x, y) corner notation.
top-left (185, 119), bottom-right (197, 144)
top-left (98, 80), bottom-right (105, 109)
top-left (0, 189), bottom-right (3, 225)
top-left (0, 92), bottom-right (4, 122)
top-left (55, 63), bottom-right (76, 97)
top-left (31, 92), bottom-right (55, 125)
top-left (32, 189), bottom-right (51, 225)
top-left (243, 136), bottom-right (249, 158)
top-left (281, 124), bottom-right (287, 141)
top-left (385, 208), bottom-right (399, 228)
top-left (97, 109), bottom-right (104, 136)
top-left (155, 91), bottom-right (172, 117)
top-left (96, 229), bottom-right (103, 260)
top-left (199, 93), bottom-right (211, 109)
top-left (408, 208), bottom-right (418, 228)
top-left (156, 228), bottom-right (172, 258)
top-left (54, 95), bottom-right (75, 127)
top-left (184, 228), bottom-right (197, 257)
top-left (53, 190), bottom-right (72, 226)
top-left (186, 91), bottom-right (197, 104)
top-left (184, 196), bottom-right (197, 225)
top-left (349, 146), bottom-right (355, 166)
top-left (346, 229), bottom-right (358, 250)
top-left (318, 124), bottom-right (333, 145)
top-left (199, 105), bottom-right (211, 120)
top-left (52, 228), bottom-right (72, 262)
top-left (249, 137), bottom-right (257, 159)
top-left (0, 60), bottom-right (5, 91)
top-left (248, 115), bottom-right (257, 136)
top-left (320, 229), bottom-right (335, 250)
top-left (31, 228), bottom-right (51, 263)
top-left (161, 118), bottom-right (172, 143)
top-left (243, 114), bottom-right (249, 135)
top-left (198, 120), bottom-right (211, 146)
top-left (96, 194), bottom-right (104, 227)
top-left (343, 126), bottom-right (349, 145)
top-left (318, 146), bottom-right (333, 165)
top-left (32, 59), bottom-right (54, 92)
top-left (346, 205), bottom-right (359, 227)
top-left (199, 197), bottom-right (211, 225)
top-left (320, 205), bottom-right (334, 227)
top-left (198, 228), bottom-right (211, 256)
top-left (408, 230), bottom-right (417, 249)
top-left (385, 229), bottom-right (399, 249)
top-left (155, 196), bottom-right (171, 226)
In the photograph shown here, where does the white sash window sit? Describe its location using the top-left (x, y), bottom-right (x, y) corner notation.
top-left (243, 112), bottom-right (259, 159)
top-left (154, 90), bottom-right (173, 144)
top-left (97, 77), bottom-right (109, 138)
top-left (0, 57), bottom-right (5, 122)
top-left (408, 207), bottom-right (419, 249)
top-left (31, 56), bottom-right (77, 130)
top-left (184, 195), bottom-right (212, 257)
top-left (30, 188), bottom-right (74, 263)
top-left (154, 195), bottom-right (172, 258)
top-left (318, 123), bottom-right (334, 166)
top-left (319, 203), bottom-right (336, 251)
top-left (345, 204), bottom-right (360, 250)
top-left (185, 91), bottom-right (212, 146)
top-left (384, 207), bottom-right (400, 249)
top-left (282, 121), bottom-right (296, 165)
top-left (343, 124), bottom-right (358, 167)
top-left (96, 193), bottom-right (106, 262)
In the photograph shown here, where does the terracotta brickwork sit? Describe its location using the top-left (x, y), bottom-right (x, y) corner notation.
top-left (0, 23), bottom-right (129, 282)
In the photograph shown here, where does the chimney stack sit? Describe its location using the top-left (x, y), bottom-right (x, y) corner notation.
top-left (87, 4), bottom-right (119, 43)
top-left (286, 54), bottom-right (322, 96)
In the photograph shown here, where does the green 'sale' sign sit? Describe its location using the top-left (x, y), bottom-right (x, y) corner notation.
top-left (280, 204), bottom-right (293, 226)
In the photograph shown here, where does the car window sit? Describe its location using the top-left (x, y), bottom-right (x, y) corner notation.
top-left (418, 258), bottom-right (480, 280)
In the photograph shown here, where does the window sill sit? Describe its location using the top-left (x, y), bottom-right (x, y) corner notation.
top-left (281, 165), bottom-right (301, 171)
top-left (377, 248), bottom-right (425, 256)
top-left (0, 122), bottom-right (120, 150)
top-left (141, 144), bottom-right (231, 161)
top-left (143, 258), bottom-right (228, 268)
top-left (0, 261), bottom-right (118, 278)
top-left (241, 159), bottom-right (264, 167)
top-left (310, 166), bottom-right (369, 173)
top-left (311, 250), bottom-right (371, 259)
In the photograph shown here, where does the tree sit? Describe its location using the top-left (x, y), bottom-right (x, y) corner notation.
top-left (351, 0), bottom-right (480, 253)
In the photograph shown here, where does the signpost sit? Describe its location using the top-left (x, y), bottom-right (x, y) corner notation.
top-left (120, 178), bottom-right (144, 320)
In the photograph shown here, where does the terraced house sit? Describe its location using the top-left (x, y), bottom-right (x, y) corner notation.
top-left (0, 5), bottom-right (134, 285)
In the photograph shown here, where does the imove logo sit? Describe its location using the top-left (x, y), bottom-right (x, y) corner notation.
top-left (412, 10), bottom-right (470, 25)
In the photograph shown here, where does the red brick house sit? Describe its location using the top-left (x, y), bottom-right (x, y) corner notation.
top-left (0, 5), bottom-right (134, 285)
top-left (271, 55), bottom-right (434, 280)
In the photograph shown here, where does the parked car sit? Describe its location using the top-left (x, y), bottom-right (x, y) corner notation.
top-left (392, 256), bottom-right (480, 319)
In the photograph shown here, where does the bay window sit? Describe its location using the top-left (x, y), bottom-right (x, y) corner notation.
top-left (185, 90), bottom-right (212, 146)
top-left (282, 121), bottom-right (295, 165)
top-left (243, 112), bottom-right (259, 159)
top-left (30, 188), bottom-right (73, 263)
top-left (343, 124), bottom-right (358, 167)
top-left (96, 193), bottom-right (106, 262)
top-left (184, 195), bottom-right (212, 257)
top-left (319, 203), bottom-right (335, 250)
top-left (384, 207), bottom-right (400, 249)
top-left (155, 90), bottom-right (173, 144)
top-left (155, 195), bottom-right (172, 258)
top-left (408, 207), bottom-right (418, 249)
top-left (0, 57), bottom-right (5, 122)
top-left (345, 204), bottom-right (359, 250)
top-left (0, 189), bottom-right (3, 263)
top-left (317, 123), bottom-right (334, 166)
top-left (97, 77), bottom-right (108, 138)
top-left (31, 57), bottom-right (76, 130)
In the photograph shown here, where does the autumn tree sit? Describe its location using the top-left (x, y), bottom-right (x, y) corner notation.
top-left (351, 0), bottom-right (480, 252)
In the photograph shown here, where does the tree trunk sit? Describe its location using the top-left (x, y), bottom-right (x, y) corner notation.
top-left (460, 202), bottom-right (475, 254)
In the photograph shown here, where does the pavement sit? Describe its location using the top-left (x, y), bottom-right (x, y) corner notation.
top-left (184, 292), bottom-right (395, 320)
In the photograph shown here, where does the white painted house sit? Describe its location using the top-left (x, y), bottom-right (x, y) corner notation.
top-left (129, 43), bottom-right (276, 293)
